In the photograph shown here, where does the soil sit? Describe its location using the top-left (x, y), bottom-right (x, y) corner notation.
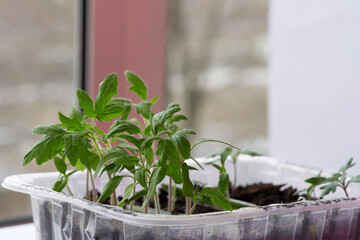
top-left (118, 188), bottom-right (219, 215)
top-left (229, 182), bottom-right (309, 206)
top-left (86, 182), bottom-right (310, 215)
top-left (107, 182), bottom-right (311, 215)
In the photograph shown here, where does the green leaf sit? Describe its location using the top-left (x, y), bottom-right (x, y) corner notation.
top-left (176, 129), bottom-right (196, 136)
top-left (305, 177), bottom-right (328, 185)
top-left (52, 178), bottom-right (67, 192)
top-left (118, 183), bottom-right (136, 207)
top-left (109, 98), bottom-right (132, 107)
top-left (125, 71), bottom-right (147, 101)
top-left (187, 165), bottom-right (199, 171)
top-left (156, 165), bottom-right (168, 185)
top-left (150, 96), bottom-right (159, 105)
top-left (163, 140), bottom-right (180, 161)
top-left (135, 168), bottom-right (148, 189)
top-left (171, 132), bottom-right (191, 159)
top-left (169, 115), bottom-right (188, 124)
top-left (157, 141), bottom-right (169, 167)
top-left (112, 155), bottom-right (139, 166)
top-left (167, 163), bottom-right (183, 184)
top-left (88, 151), bottom-right (100, 170)
top-left (23, 134), bottom-right (65, 166)
top-left (143, 125), bottom-right (152, 136)
top-left (199, 187), bottom-right (232, 211)
top-left (211, 163), bottom-right (222, 171)
top-left (215, 147), bottom-right (231, 166)
top-left (109, 98), bottom-right (132, 120)
top-left (182, 163), bottom-right (193, 197)
top-left (218, 172), bottom-right (230, 195)
top-left (59, 112), bottom-right (84, 132)
top-left (96, 103), bottom-right (124, 122)
top-left (95, 127), bottom-right (106, 138)
top-left (142, 137), bottom-right (162, 153)
top-left (320, 182), bottom-right (338, 197)
top-left (94, 147), bottom-right (137, 176)
top-left (144, 147), bottom-right (154, 166)
top-left (98, 176), bottom-right (124, 203)
top-left (293, 188), bottom-right (307, 196)
top-left (76, 89), bottom-right (96, 118)
top-left (142, 167), bottom-right (162, 209)
top-left (306, 185), bottom-right (315, 199)
top-left (190, 157), bottom-right (205, 171)
top-left (152, 106), bottom-right (181, 134)
top-left (240, 150), bottom-right (262, 157)
top-left (53, 156), bottom-right (67, 175)
top-left (64, 133), bottom-right (91, 167)
top-left (69, 106), bottom-right (83, 123)
top-left (128, 189), bottom-right (148, 202)
top-left (135, 102), bottom-right (153, 120)
top-left (75, 160), bottom-right (85, 171)
top-left (350, 175), bottom-right (360, 183)
top-left (107, 120), bottom-right (141, 138)
top-left (339, 158), bottom-right (355, 172)
top-left (95, 73), bottom-right (118, 115)
top-left (167, 103), bottom-right (180, 109)
top-left (119, 143), bottom-right (139, 154)
top-left (114, 134), bottom-right (142, 150)
top-left (32, 125), bottom-right (66, 136)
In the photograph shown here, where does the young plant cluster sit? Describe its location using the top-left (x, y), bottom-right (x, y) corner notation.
top-left (297, 158), bottom-right (360, 199)
top-left (22, 71), bottom-right (234, 215)
top-left (207, 146), bottom-right (262, 199)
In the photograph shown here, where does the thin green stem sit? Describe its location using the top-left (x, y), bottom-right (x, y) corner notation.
top-left (340, 180), bottom-right (349, 197)
top-left (89, 170), bottom-right (97, 202)
top-left (144, 195), bottom-right (148, 214)
top-left (157, 130), bottom-right (173, 136)
top-left (92, 133), bottom-right (118, 204)
top-left (129, 179), bottom-right (136, 211)
top-left (226, 189), bottom-right (230, 200)
top-left (92, 134), bottom-right (103, 158)
top-left (171, 183), bottom-right (176, 212)
top-left (85, 170), bottom-right (90, 200)
top-left (168, 177), bottom-right (173, 212)
top-left (154, 191), bottom-right (161, 214)
top-left (106, 139), bottom-right (112, 149)
top-left (66, 184), bottom-right (74, 196)
top-left (107, 172), bottom-right (117, 205)
top-left (130, 118), bottom-right (145, 130)
top-left (233, 161), bottom-right (237, 188)
top-left (186, 197), bottom-right (191, 215)
top-left (190, 200), bottom-right (198, 214)
top-left (344, 187), bottom-right (349, 197)
top-left (191, 138), bottom-right (241, 151)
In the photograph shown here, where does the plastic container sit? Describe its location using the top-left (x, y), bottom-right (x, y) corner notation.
top-left (3, 156), bottom-right (360, 239)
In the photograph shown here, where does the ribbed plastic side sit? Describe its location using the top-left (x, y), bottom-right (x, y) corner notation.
top-left (31, 196), bottom-right (125, 240)
top-left (30, 196), bottom-right (360, 240)
top-left (4, 156), bottom-right (360, 239)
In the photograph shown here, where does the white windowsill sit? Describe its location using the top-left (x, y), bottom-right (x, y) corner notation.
top-left (0, 223), bottom-right (35, 239)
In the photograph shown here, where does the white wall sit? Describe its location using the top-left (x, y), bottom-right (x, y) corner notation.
top-left (269, 0), bottom-right (360, 173)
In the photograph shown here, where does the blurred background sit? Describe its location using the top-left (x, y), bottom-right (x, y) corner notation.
top-left (1, 0), bottom-right (360, 227)
top-left (0, 0), bottom-right (268, 224)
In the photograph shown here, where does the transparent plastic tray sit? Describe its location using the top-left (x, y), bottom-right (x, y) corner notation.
top-left (3, 156), bottom-right (360, 239)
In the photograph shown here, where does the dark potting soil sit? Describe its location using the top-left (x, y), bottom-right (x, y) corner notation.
top-left (229, 182), bottom-right (309, 206)
top-left (118, 188), bottom-right (219, 215)
top-left (125, 182), bottom-right (309, 214)
top-left (88, 182), bottom-right (310, 214)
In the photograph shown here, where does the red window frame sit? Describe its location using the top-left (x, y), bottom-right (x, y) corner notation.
top-left (86, 0), bottom-right (167, 130)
